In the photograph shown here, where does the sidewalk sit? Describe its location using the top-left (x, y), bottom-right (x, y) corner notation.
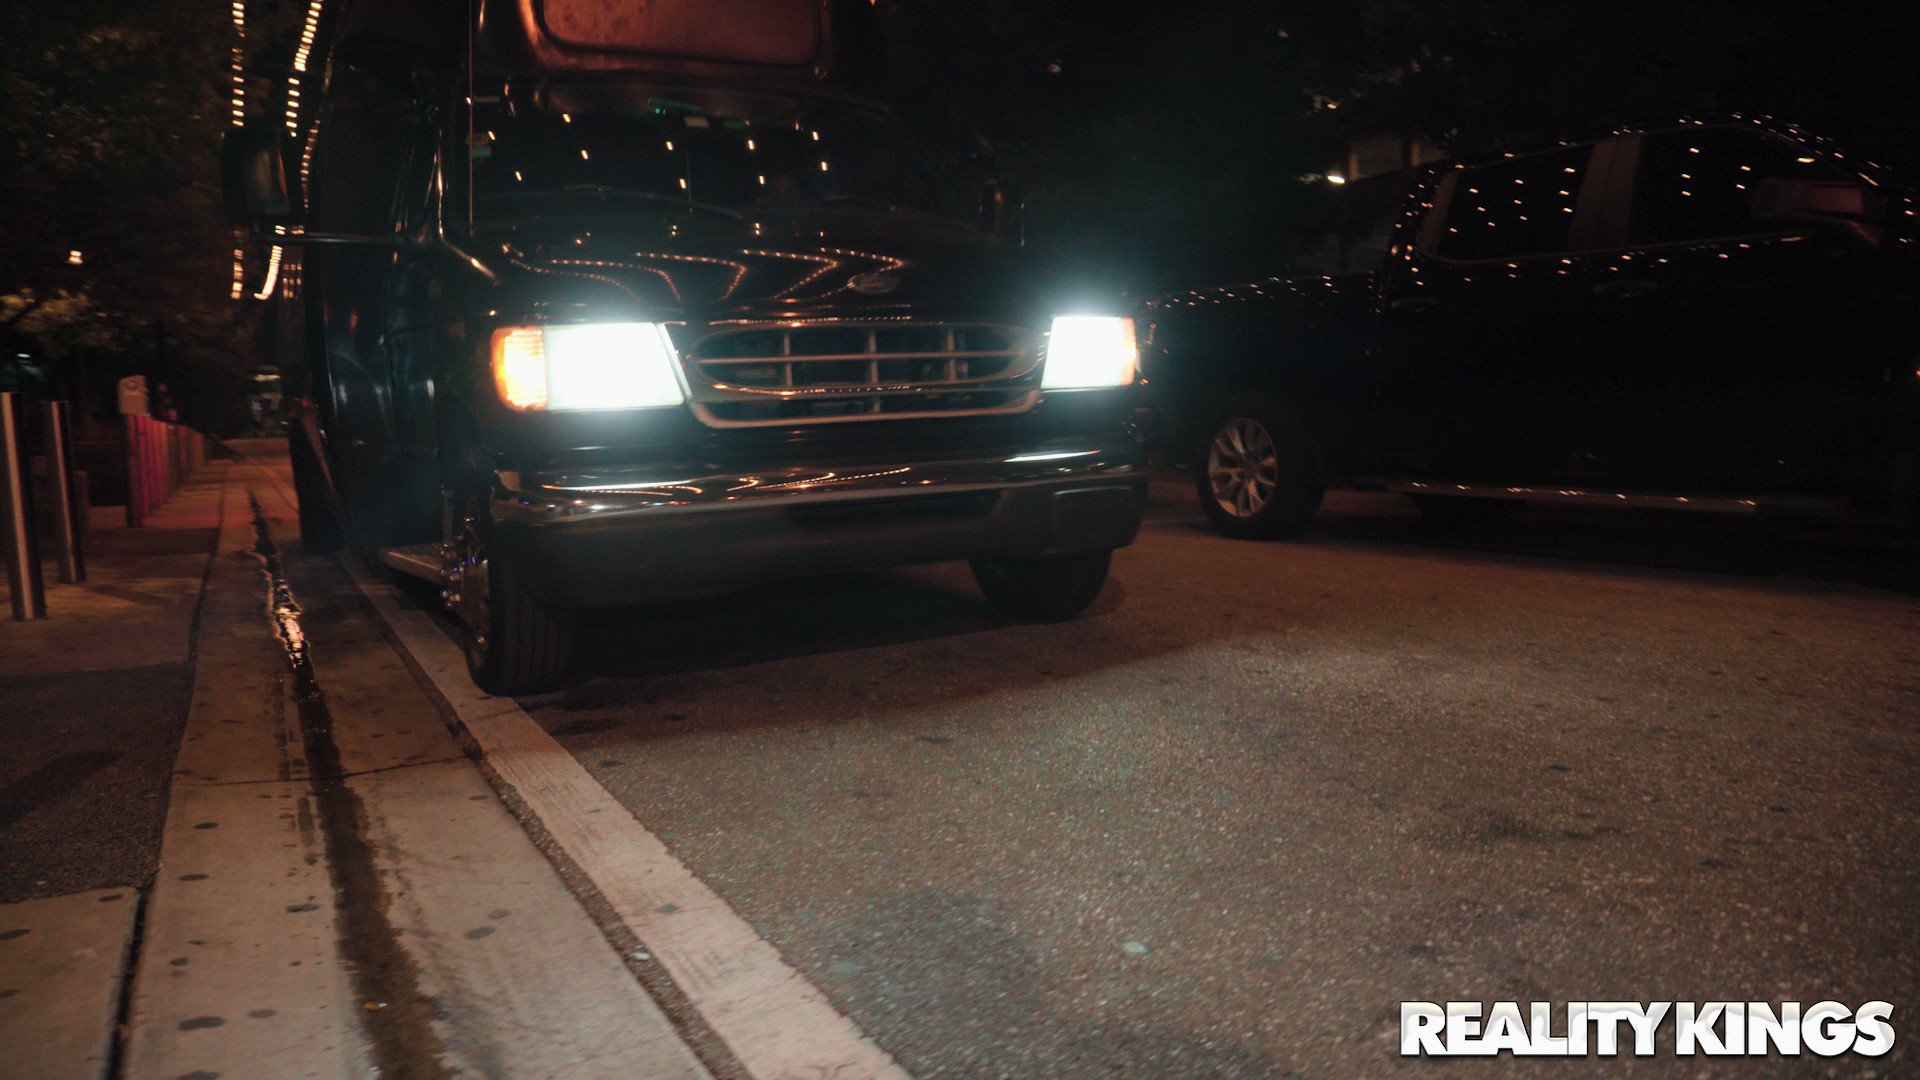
top-left (0, 460), bottom-right (231, 1079)
top-left (6, 444), bottom-right (716, 1079)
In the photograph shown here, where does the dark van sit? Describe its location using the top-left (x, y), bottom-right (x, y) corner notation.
top-left (224, 0), bottom-right (1148, 693)
top-left (1146, 118), bottom-right (1918, 539)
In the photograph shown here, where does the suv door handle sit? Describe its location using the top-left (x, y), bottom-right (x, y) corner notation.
top-left (1388, 297), bottom-right (1440, 314)
top-left (1593, 279), bottom-right (1658, 299)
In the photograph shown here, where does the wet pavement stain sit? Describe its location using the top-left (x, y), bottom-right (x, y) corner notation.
top-left (250, 497), bottom-right (451, 1079)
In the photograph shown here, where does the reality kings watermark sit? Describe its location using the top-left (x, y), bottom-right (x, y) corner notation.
top-left (1401, 1001), bottom-right (1895, 1057)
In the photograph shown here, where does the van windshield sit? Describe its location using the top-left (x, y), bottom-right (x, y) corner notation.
top-left (467, 85), bottom-right (971, 226)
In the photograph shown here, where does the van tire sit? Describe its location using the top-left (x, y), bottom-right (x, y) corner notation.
top-left (972, 550), bottom-right (1113, 621)
top-left (290, 434), bottom-right (345, 553)
top-left (453, 508), bottom-right (574, 696)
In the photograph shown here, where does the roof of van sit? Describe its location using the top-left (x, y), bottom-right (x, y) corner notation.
top-left (337, 0), bottom-right (836, 82)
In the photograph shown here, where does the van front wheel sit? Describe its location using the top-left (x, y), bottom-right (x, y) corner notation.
top-left (447, 507), bottom-right (574, 696)
top-left (972, 550), bottom-right (1113, 621)
top-left (290, 433), bottom-right (344, 553)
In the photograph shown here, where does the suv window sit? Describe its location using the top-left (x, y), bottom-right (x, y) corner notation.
top-left (1628, 129), bottom-right (1846, 244)
top-left (1289, 170), bottom-right (1417, 276)
top-left (1435, 147), bottom-right (1592, 261)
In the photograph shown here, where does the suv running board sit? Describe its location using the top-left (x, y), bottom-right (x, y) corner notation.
top-left (378, 543), bottom-right (443, 583)
top-left (1381, 481), bottom-right (1851, 517)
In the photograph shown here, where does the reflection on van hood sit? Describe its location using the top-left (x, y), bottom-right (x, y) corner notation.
top-left (478, 212), bottom-right (1084, 326)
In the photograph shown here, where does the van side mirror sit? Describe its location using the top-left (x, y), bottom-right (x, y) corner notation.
top-left (221, 125), bottom-right (296, 225)
top-left (1753, 177), bottom-right (1883, 245)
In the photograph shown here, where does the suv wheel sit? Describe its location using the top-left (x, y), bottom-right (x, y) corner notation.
top-left (1195, 400), bottom-right (1323, 539)
top-left (447, 505), bottom-right (574, 696)
top-left (972, 550), bottom-right (1113, 621)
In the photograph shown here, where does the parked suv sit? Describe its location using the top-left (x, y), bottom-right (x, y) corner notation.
top-left (223, 0), bottom-right (1148, 692)
top-left (1146, 118), bottom-right (1918, 538)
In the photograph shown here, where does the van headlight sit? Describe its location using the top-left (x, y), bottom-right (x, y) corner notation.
top-left (1041, 316), bottom-right (1139, 390)
top-left (491, 322), bottom-right (686, 412)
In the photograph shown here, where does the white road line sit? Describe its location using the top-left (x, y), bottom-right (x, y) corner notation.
top-left (343, 561), bottom-right (911, 1080)
top-left (272, 516), bottom-right (713, 1078)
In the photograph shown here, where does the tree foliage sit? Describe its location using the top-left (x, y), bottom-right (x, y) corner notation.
top-left (0, 0), bottom-right (259, 427)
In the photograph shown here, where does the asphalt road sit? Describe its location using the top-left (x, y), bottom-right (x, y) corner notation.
top-left (8, 460), bottom-right (1918, 1078)
top-left (506, 489), bottom-right (1920, 1078)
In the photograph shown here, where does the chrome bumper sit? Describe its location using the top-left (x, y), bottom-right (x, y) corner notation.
top-left (486, 440), bottom-right (1148, 607)
top-left (492, 442), bottom-right (1144, 525)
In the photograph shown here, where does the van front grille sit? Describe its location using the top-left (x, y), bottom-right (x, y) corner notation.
top-left (684, 322), bottom-right (1042, 427)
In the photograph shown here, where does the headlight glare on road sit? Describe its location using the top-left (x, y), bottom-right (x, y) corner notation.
top-left (1042, 315), bottom-right (1139, 390)
top-left (491, 322), bottom-right (685, 412)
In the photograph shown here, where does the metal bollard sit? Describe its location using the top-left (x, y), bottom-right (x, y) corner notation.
top-left (149, 420), bottom-right (164, 506)
top-left (1, 392), bottom-right (47, 620)
top-left (161, 422), bottom-right (174, 497)
top-left (43, 400), bottom-right (85, 583)
top-left (125, 414), bottom-right (145, 528)
top-left (146, 418), bottom-right (161, 510)
top-left (142, 417), bottom-right (156, 512)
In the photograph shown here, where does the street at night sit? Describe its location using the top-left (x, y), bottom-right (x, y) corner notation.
top-left (5, 444), bottom-right (1914, 1076)
top-left (5, 0), bottom-right (1920, 1075)
top-left (520, 478), bottom-right (1920, 1076)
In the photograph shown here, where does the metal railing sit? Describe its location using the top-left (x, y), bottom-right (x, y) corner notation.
top-left (124, 413), bottom-right (209, 529)
top-left (3, 392), bottom-right (208, 621)
top-left (0, 392), bottom-right (43, 621)
top-left (43, 401), bottom-right (84, 584)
